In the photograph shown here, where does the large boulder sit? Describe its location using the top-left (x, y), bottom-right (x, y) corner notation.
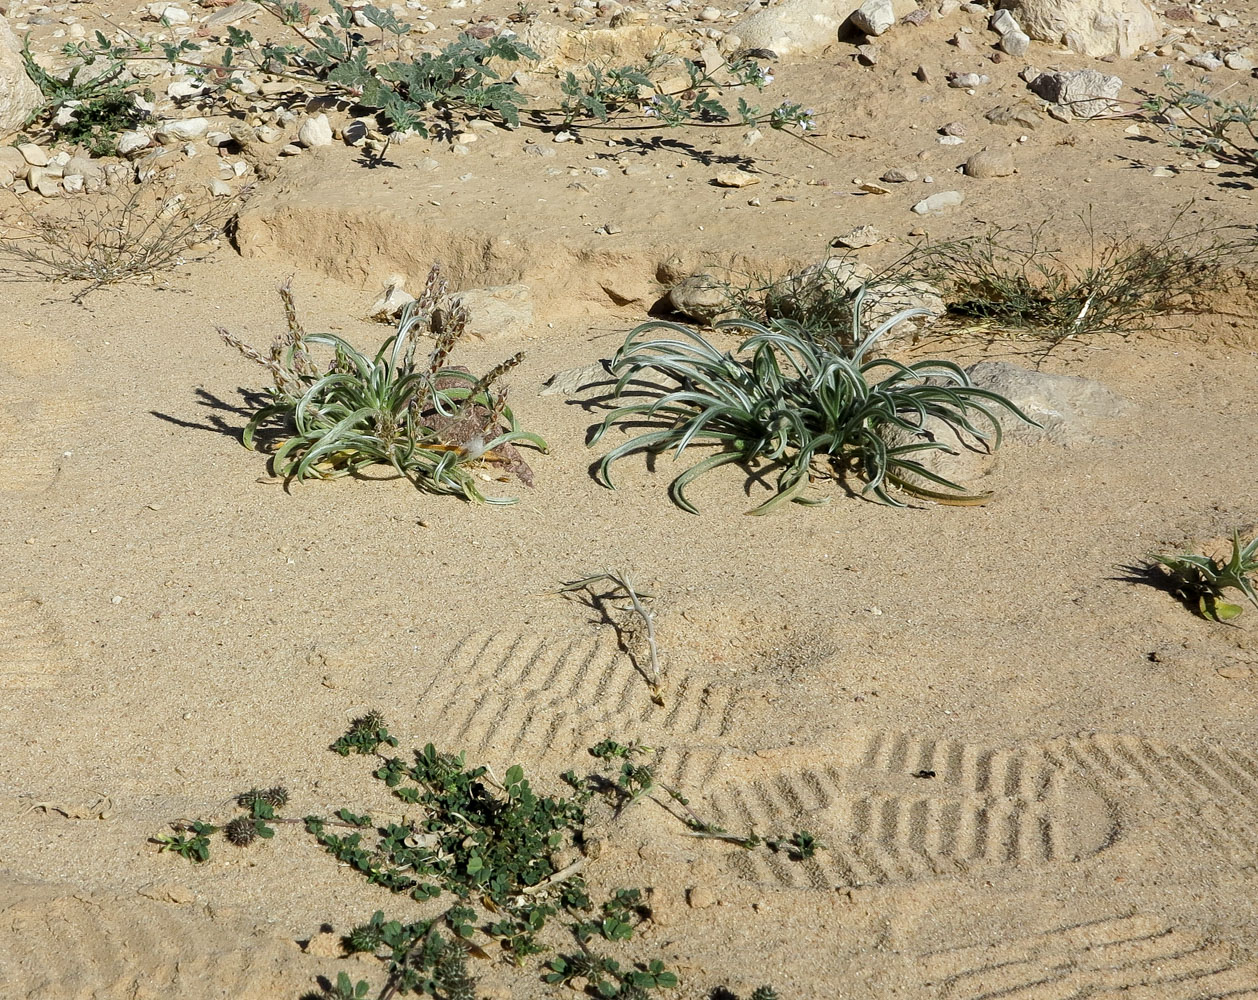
top-left (1001, 0), bottom-right (1160, 59)
top-left (1, 15), bottom-right (42, 135)
top-left (736, 0), bottom-right (854, 57)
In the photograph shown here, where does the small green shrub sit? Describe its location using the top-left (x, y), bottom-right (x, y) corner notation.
top-left (60, 6), bottom-right (812, 144)
top-left (20, 36), bottom-right (148, 155)
top-left (590, 290), bottom-right (1031, 514)
top-left (222, 266), bottom-right (546, 503)
top-left (1140, 69), bottom-right (1257, 173)
top-left (898, 216), bottom-right (1255, 343)
top-left (1148, 529), bottom-right (1258, 622)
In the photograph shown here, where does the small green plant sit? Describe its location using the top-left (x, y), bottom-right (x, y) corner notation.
top-left (560, 571), bottom-right (664, 706)
top-left (1140, 69), bottom-right (1257, 173)
top-left (1148, 529), bottom-right (1258, 622)
top-left (58, 6), bottom-right (815, 145)
top-left (766, 830), bottom-right (822, 861)
top-left (19, 36), bottom-right (149, 155)
top-left (590, 291), bottom-right (1031, 513)
top-left (153, 819), bottom-right (216, 862)
top-left (320, 971), bottom-right (371, 1000)
top-left (155, 718), bottom-right (694, 999)
top-left (332, 711), bottom-right (399, 756)
top-left (222, 266), bottom-right (546, 503)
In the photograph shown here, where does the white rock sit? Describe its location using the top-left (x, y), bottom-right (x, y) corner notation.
top-left (17, 142), bottom-right (47, 166)
top-left (146, 1), bottom-right (192, 22)
top-left (833, 224), bottom-right (881, 249)
top-left (454, 284), bottom-right (535, 340)
top-left (735, 0), bottom-right (844, 57)
top-left (1029, 68), bottom-right (1122, 119)
top-left (999, 28), bottom-right (1030, 55)
top-left (948, 72), bottom-right (989, 88)
top-left (369, 275), bottom-right (416, 320)
top-left (1224, 52), bottom-right (1255, 71)
top-left (912, 190), bottom-right (964, 214)
top-left (62, 172), bottom-right (84, 193)
top-left (156, 117), bottom-right (209, 142)
top-left (28, 165), bottom-right (60, 196)
top-left (713, 168), bottom-right (760, 187)
top-left (209, 178), bottom-right (233, 197)
top-left (167, 77), bottom-right (209, 99)
top-left (851, 0), bottom-right (895, 36)
top-left (297, 113), bottom-right (334, 147)
top-left (1187, 52), bottom-right (1223, 71)
top-left (256, 125), bottom-right (285, 143)
top-left (116, 130), bottom-right (152, 157)
top-left (1003, 0), bottom-right (1159, 59)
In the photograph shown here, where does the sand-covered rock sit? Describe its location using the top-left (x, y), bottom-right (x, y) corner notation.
top-left (0, 15), bottom-right (42, 135)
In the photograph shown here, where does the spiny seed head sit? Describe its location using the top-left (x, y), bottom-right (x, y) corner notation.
top-left (263, 785), bottom-right (289, 808)
top-left (224, 816), bottom-right (258, 847)
top-left (352, 710), bottom-right (386, 734)
top-left (236, 787), bottom-right (266, 809)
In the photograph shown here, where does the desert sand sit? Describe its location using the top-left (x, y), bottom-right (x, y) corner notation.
top-left (2, 0), bottom-right (1258, 997)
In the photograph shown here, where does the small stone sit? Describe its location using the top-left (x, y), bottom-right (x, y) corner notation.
top-left (1029, 68), bottom-right (1122, 120)
top-left (16, 142), bottom-right (48, 167)
top-left (1224, 52), bottom-right (1255, 71)
top-left (915, 64), bottom-right (932, 82)
top-left (454, 284), bottom-right (535, 340)
top-left (964, 147), bottom-right (1015, 177)
top-left (297, 114), bottom-right (333, 148)
top-left (279, 143), bottom-right (302, 156)
top-left (29, 167), bottom-right (60, 197)
top-left (146, 2), bottom-right (191, 22)
top-left (155, 117), bottom-right (208, 142)
top-left (912, 190), bottom-right (964, 214)
top-left (666, 274), bottom-right (733, 324)
top-left (850, 0), bottom-right (895, 36)
top-left (938, 135), bottom-right (964, 145)
top-left (209, 178), bottom-right (233, 197)
top-left (1151, 165), bottom-right (1175, 177)
top-left (858, 180), bottom-right (891, 194)
top-left (167, 77), bottom-right (209, 100)
top-left (1187, 52), bottom-right (1223, 71)
top-left (941, 120), bottom-right (967, 136)
top-left (687, 885), bottom-right (716, 909)
top-left (116, 131), bottom-right (152, 158)
top-left (833, 224), bottom-right (881, 248)
top-left (948, 71), bottom-right (989, 88)
top-left (713, 168), bottom-right (760, 187)
top-left (255, 125), bottom-right (284, 144)
top-left (343, 119), bottom-right (369, 146)
top-left (61, 173), bottom-right (84, 193)
top-left (881, 166), bottom-right (918, 182)
top-left (699, 5), bottom-right (721, 19)
top-left (1218, 665), bottom-right (1253, 679)
top-left (855, 42), bottom-right (879, 64)
top-left (370, 274), bottom-right (416, 320)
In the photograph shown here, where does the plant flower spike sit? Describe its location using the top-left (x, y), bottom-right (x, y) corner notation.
top-left (221, 266), bottom-right (546, 503)
top-left (590, 287), bottom-right (1034, 514)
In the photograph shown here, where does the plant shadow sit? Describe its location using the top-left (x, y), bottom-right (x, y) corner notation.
top-left (150, 386), bottom-right (272, 440)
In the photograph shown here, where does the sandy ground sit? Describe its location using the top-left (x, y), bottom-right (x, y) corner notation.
top-left (3, 0), bottom-right (1258, 997)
